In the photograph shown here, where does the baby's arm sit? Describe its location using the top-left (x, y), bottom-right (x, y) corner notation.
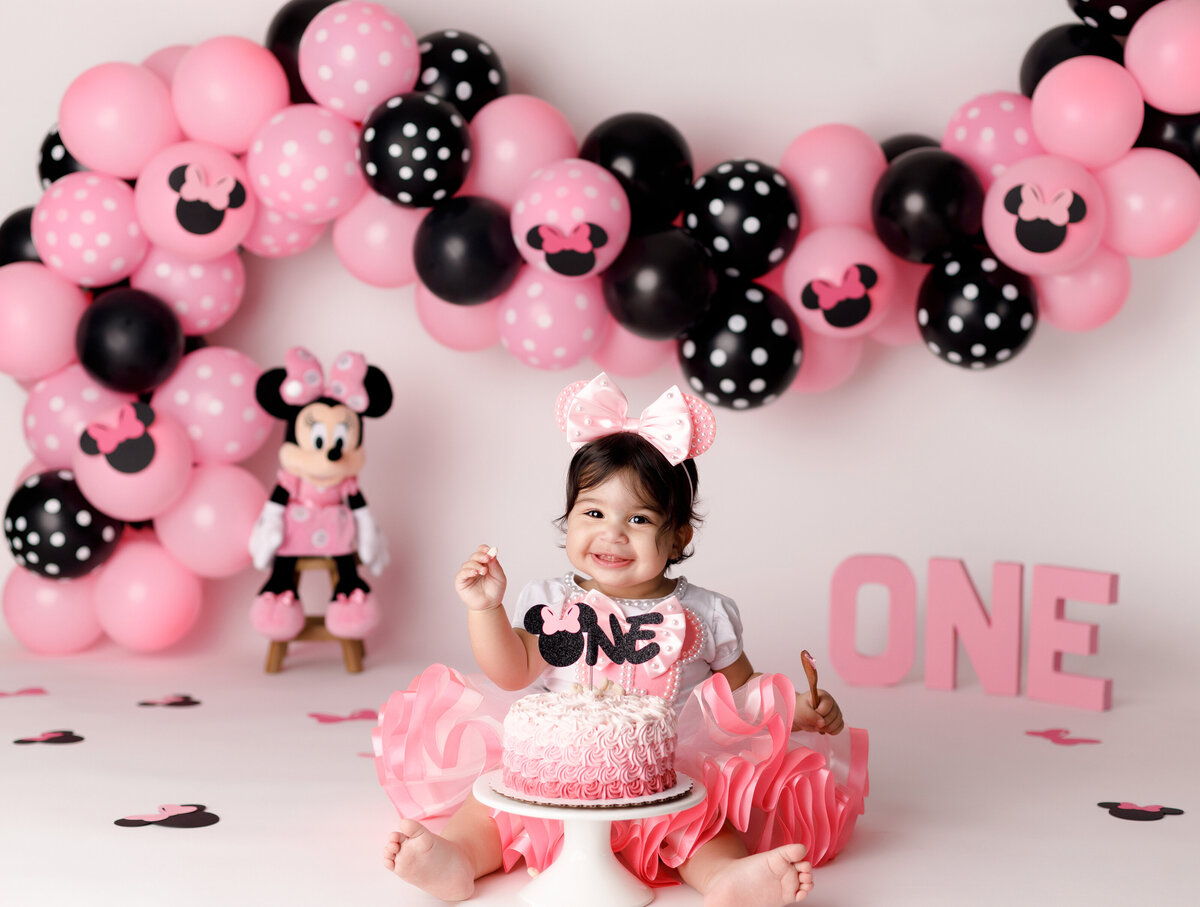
top-left (455, 545), bottom-right (546, 690)
top-left (715, 652), bottom-right (845, 735)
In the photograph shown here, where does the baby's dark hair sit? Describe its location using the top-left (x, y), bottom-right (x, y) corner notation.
top-left (557, 432), bottom-right (701, 566)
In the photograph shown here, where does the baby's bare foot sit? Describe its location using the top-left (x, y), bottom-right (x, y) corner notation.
top-left (383, 819), bottom-right (475, 901)
top-left (702, 843), bottom-right (813, 907)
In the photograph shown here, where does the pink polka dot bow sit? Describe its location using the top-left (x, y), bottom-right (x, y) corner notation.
top-left (555, 372), bottom-right (716, 466)
top-left (280, 347), bottom-right (371, 412)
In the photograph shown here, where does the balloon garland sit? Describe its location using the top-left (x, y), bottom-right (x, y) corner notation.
top-left (3, 0), bottom-right (1200, 655)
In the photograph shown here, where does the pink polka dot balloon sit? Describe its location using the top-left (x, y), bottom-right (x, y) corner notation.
top-left (23, 364), bottom-right (135, 470)
top-left (942, 92), bottom-right (1044, 191)
top-left (246, 104), bottom-right (366, 223)
top-left (0, 263), bottom-right (88, 382)
top-left (134, 141), bottom-right (255, 261)
top-left (240, 205), bottom-right (328, 258)
top-left (131, 247), bottom-right (246, 335)
top-left (781, 225), bottom-right (897, 339)
top-left (31, 173), bottom-right (148, 287)
top-left (298, 0), bottom-right (420, 122)
top-left (511, 158), bottom-right (630, 279)
top-left (150, 348), bottom-right (272, 465)
top-left (497, 267), bottom-right (610, 369)
top-left (154, 464), bottom-right (267, 578)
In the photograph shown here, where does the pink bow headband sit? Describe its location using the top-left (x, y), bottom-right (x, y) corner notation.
top-left (555, 373), bottom-right (716, 466)
top-left (280, 347), bottom-right (371, 412)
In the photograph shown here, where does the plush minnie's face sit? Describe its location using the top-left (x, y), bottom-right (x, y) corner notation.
top-left (279, 402), bottom-right (364, 487)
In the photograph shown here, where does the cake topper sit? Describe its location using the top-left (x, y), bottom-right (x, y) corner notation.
top-left (524, 600), bottom-right (665, 670)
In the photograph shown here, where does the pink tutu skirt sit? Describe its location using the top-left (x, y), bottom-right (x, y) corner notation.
top-left (373, 664), bottom-right (869, 887)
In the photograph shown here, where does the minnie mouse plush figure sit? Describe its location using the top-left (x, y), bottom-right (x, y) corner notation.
top-left (249, 348), bottom-right (393, 641)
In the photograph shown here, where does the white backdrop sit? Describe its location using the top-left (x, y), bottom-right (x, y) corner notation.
top-left (0, 3), bottom-right (1198, 903)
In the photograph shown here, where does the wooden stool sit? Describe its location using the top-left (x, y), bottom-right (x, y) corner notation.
top-left (264, 557), bottom-right (366, 674)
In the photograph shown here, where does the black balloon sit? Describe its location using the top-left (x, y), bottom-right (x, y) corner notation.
top-left (677, 280), bottom-right (802, 409)
top-left (917, 244), bottom-right (1037, 370)
top-left (682, 159), bottom-right (800, 280)
top-left (76, 288), bottom-right (184, 393)
top-left (417, 30), bottom-right (508, 121)
top-left (872, 148), bottom-right (984, 263)
top-left (601, 227), bottom-right (716, 339)
top-left (1019, 24), bottom-right (1123, 97)
top-left (5, 471), bottom-right (123, 578)
top-left (1067, 0), bottom-right (1162, 36)
top-left (413, 196), bottom-right (521, 304)
top-left (38, 126), bottom-right (85, 190)
top-left (1136, 104), bottom-right (1200, 173)
top-left (265, 0), bottom-right (337, 104)
top-left (580, 113), bottom-right (694, 235)
top-left (880, 133), bottom-right (939, 162)
top-left (0, 207), bottom-right (40, 266)
top-left (360, 92), bottom-right (472, 207)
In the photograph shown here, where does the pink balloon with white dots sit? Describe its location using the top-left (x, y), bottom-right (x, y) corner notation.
top-left (23, 365), bottom-right (136, 470)
top-left (298, 0), bottom-right (419, 123)
top-left (246, 104), bottom-right (366, 223)
top-left (31, 172), bottom-right (148, 287)
top-left (150, 347), bottom-right (273, 465)
top-left (131, 247), bottom-right (246, 335)
top-left (942, 91), bottom-right (1044, 191)
top-left (240, 204), bottom-right (328, 258)
top-left (497, 266), bottom-right (611, 370)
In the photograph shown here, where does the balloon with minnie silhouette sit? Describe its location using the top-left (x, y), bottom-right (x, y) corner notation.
top-left (782, 225), bottom-right (896, 338)
top-left (248, 348), bottom-right (393, 643)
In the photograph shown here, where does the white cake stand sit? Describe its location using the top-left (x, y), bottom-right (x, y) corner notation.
top-left (473, 769), bottom-right (706, 907)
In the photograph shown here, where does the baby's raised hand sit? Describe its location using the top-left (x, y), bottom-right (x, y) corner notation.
top-left (455, 544), bottom-right (506, 612)
top-left (793, 689), bottom-right (844, 735)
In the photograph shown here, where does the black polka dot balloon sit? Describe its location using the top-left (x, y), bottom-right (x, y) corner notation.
top-left (38, 126), bottom-right (85, 190)
top-left (917, 245), bottom-right (1038, 369)
top-left (677, 280), bottom-right (802, 409)
top-left (417, 30), bottom-right (508, 121)
top-left (1068, 0), bottom-right (1160, 36)
top-left (4, 470), bottom-right (123, 578)
top-left (359, 92), bottom-right (471, 207)
top-left (682, 159), bottom-right (800, 280)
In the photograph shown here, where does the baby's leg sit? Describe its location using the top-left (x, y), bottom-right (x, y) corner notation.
top-left (382, 794), bottom-right (504, 901)
top-left (677, 824), bottom-right (813, 907)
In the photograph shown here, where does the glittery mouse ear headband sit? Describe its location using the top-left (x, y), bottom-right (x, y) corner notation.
top-left (554, 372), bottom-right (716, 466)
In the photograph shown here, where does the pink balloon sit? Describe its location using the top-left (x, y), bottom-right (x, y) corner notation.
top-left (298, 0), bottom-right (420, 122)
top-left (0, 263), bottom-right (88, 381)
top-left (240, 205), bottom-right (328, 258)
top-left (131, 247), bottom-right (246, 335)
top-left (332, 191), bottom-right (423, 286)
top-left (150, 347), bottom-right (273, 464)
top-left (134, 142), bottom-right (256, 261)
top-left (1125, 0), bottom-right (1200, 115)
top-left (777, 124), bottom-right (885, 232)
top-left (1035, 245), bottom-right (1131, 332)
top-left (2, 569), bottom-right (103, 655)
top-left (14, 459), bottom-right (48, 487)
top-left (591, 323), bottom-right (674, 377)
top-left (154, 464), bottom-right (267, 578)
top-left (73, 405), bottom-right (193, 521)
top-left (942, 92), bottom-right (1044, 190)
top-left (23, 365), bottom-right (135, 470)
top-left (1095, 147), bottom-right (1200, 257)
top-left (781, 225), bottom-right (896, 338)
top-left (93, 537), bottom-right (202, 652)
top-left (460, 95), bottom-right (577, 207)
top-left (172, 37), bottom-right (290, 153)
top-left (870, 258), bottom-right (927, 346)
top-left (497, 267), bottom-right (610, 369)
top-left (414, 282), bottom-right (502, 351)
top-left (511, 159), bottom-right (630, 278)
top-left (246, 104), bottom-right (366, 223)
top-left (142, 45), bottom-right (191, 87)
top-left (1030, 57), bottom-right (1144, 170)
top-left (32, 172), bottom-right (148, 287)
top-left (982, 154), bottom-right (1107, 275)
top-left (791, 330), bottom-right (865, 394)
top-left (57, 62), bottom-right (182, 179)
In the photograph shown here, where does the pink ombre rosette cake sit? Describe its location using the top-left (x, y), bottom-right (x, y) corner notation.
top-left (500, 683), bottom-right (678, 802)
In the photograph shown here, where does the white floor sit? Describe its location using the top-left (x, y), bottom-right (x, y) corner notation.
top-left (2, 606), bottom-right (1196, 907)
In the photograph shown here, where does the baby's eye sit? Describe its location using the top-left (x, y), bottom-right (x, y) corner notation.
top-left (629, 514), bottom-right (653, 525)
top-left (584, 509), bottom-right (603, 519)
top-left (310, 423), bottom-right (328, 450)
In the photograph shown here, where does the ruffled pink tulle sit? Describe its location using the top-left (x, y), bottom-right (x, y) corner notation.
top-left (373, 665), bottom-right (868, 887)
